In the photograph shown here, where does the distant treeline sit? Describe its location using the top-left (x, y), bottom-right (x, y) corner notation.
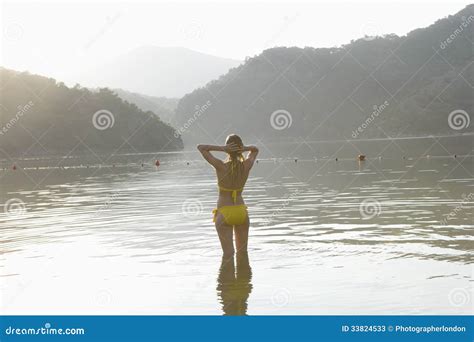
top-left (0, 68), bottom-right (183, 157)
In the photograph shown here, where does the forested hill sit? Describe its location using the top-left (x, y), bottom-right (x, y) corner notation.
top-left (0, 68), bottom-right (183, 157)
top-left (175, 5), bottom-right (474, 145)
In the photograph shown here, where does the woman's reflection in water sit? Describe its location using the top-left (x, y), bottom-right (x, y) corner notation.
top-left (216, 252), bottom-right (253, 315)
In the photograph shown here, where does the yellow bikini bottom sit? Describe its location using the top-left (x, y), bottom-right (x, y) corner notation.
top-left (213, 205), bottom-right (248, 226)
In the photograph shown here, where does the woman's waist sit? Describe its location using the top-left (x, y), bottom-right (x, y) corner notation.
top-left (217, 194), bottom-right (245, 207)
top-left (217, 185), bottom-right (244, 193)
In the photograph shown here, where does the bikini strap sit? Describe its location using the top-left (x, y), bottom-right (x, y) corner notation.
top-left (218, 185), bottom-right (243, 204)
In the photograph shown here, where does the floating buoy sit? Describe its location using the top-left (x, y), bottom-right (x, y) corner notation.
top-left (141, 163), bottom-right (144, 167)
top-left (358, 155), bottom-right (366, 161)
top-left (403, 156), bottom-right (406, 160)
top-left (155, 160), bottom-right (160, 167)
top-left (12, 164), bottom-right (17, 170)
top-left (256, 160), bottom-right (259, 164)
top-left (335, 158), bottom-right (338, 162)
top-left (186, 162), bottom-right (189, 166)
top-left (294, 159), bottom-right (298, 163)
top-left (454, 154), bottom-right (457, 158)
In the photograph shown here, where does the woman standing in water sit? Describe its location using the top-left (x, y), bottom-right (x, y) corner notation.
top-left (197, 134), bottom-right (259, 257)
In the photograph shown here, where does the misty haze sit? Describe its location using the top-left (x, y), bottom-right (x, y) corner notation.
top-left (1, 1), bottom-right (473, 321)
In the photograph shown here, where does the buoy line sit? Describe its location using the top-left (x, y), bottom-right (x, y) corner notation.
top-left (1, 154), bottom-right (472, 171)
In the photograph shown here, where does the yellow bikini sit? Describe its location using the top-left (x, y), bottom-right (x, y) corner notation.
top-left (213, 185), bottom-right (248, 226)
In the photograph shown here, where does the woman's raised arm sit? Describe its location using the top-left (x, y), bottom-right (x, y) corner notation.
top-left (243, 145), bottom-right (259, 169)
top-left (197, 144), bottom-right (225, 169)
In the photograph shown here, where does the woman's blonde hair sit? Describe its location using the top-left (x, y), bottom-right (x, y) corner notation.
top-left (225, 134), bottom-right (244, 185)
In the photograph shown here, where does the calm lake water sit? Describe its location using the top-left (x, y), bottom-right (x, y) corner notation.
top-left (1, 137), bottom-right (473, 315)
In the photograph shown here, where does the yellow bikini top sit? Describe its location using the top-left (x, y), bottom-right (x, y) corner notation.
top-left (219, 158), bottom-right (245, 203)
top-left (218, 185), bottom-right (244, 204)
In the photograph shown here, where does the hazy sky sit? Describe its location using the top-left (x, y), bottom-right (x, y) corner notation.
top-left (1, 0), bottom-right (471, 83)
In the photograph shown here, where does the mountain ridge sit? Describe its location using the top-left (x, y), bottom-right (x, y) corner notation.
top-left (70, 46), bottom-right (242, 98)
top-left (174, 5), bottom-right (474, 145)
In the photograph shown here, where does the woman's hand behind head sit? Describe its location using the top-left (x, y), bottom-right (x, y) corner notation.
top-left (225, 143), bottom-right (242, 154)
